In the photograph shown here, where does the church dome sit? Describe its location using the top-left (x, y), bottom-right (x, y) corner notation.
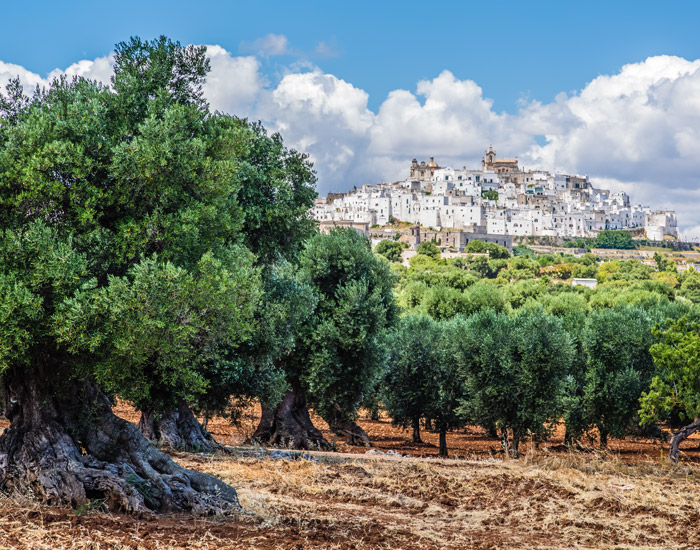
top-left (427, 156), bottom-right (438, 168)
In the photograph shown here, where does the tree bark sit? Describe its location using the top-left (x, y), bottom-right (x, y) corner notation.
top-left (250, 387), bottom-right (331, 450)
top-left (669, 418), bottom-right (700, 463)
top-left (0, 367), bottom-right (240, 514)
top-left (412, 416), bottom-right (422, 444)
top-left (323, 403), bottom-right (372, 447)
top-left (511, 436), bottom-right (520, 458)
top-left (139, 399), bottom-right (218, 453)
top-left (501, 428), bottom-right (509, 454)
top-left (563, 428), bottom-right (573, 448)
top-left (599, 430), bottom-right (608, 450)
top-left (438, 428), bottom-right (448, 457)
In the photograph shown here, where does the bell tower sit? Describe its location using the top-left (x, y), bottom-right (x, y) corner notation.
top-left (482, 145), bottom-right (496, 170)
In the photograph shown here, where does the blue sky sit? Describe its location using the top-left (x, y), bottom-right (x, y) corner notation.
top-left (3, 1), bottom-right (700, 236)
top-left (6, 1), bottom-right (700, 112)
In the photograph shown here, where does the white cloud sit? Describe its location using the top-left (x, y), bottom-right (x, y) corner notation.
top-left (4, 48), bottom-right (700, 232)
top-left (203, 46), bottom-right (262, 116)
top-left (370, 71), bottom-right (514, 169)
top-left (53, 54), bottom-right (114, 84)
top-left (0, 54), bottom-right (113, 95)
top-left (259, 69), bottom-right (377, 189)
top-left (518, 55), bottom-right (700, 231)
top-left (0, 61), bottom-right (48, 91)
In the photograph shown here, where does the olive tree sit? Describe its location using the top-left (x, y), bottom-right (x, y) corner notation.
top-left (640, 316), bottom-right (700, 462)
top-left (0, 37), bottom-right (261, 513)
top-left (253, 228), bottom-right (397, 448)
top-left (581, 306), bottom-right (656, 448)
top-left (455, 309), bottom-right (572, 456)
top-left (383, 314), bottom-right (442, 444)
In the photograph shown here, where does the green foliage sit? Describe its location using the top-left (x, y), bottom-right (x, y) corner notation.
top-left (481, 189), bottom-right (499, 201)
top-left (374, 239), bottom-right (408, 263)
top-left (421, 285), bottom-right (468, 319)
top-left (571, 262), bottom-right (598, 279)
top-left (398, 280), bottom-right (430, 309)
top-left (504, 279), bottom-right (547, 309)
top-left (403, 262), bottom-right (476, 291)
top-left (453, 308), bottom-right (572, 451)
top-left (640, 316), bottom-right (700, 427)
top-left (679, 268), bottom-right (700, 303)
top-left (111, 36), bottom-right (210, 127)
top-left (192, 263), bottom-right (315, 420)
top-left (580, 306), bottom-right (656, 445)
top-left (416, 241), bottom-right (441, 259)
top-left (236, 122), bottom-right (317, 265)
top-left (468, 256), bottom-right (507, 279)
top-left (383, 315), bottom-right (442, 431)
top-left (384, 314), bottom-right (469, 453)
top-left (462, 282), bottom-right (507, 315)
top-left (430, 318), bottom-right (470, 438)
top-left (0, 36), bottom-right (311, 422)
top-left (594, 230), bottom-right (636, 249)
top-left (465, 240), bottom-right (510, 259)
top-left (654, 252), bottom-right (677, 273)
top-left (290, 228), bottom-right (398, 425)
top-left (513, 245), bottom-right (535, 258)
top-left (56, 251), bottom-right (260, 411)
top-left (0, 222), bottom-right (88, 373)
top-left (563, 237), bottom-right (593, 249)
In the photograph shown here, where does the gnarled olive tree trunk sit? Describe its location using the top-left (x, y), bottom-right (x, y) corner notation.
top-left (139, 399), bottom-right (218, 453)
top-left (251, 386), bottom-right (331, 450)
top-left (323, 403), bottom-right (372, 447)
top-left (669, 418), bottom-right (700, 463)
top-left (0, 367), bottom-right (240, 514)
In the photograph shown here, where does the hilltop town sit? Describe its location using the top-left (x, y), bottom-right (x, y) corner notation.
top-left (312, 146), bottom-right (679, 250)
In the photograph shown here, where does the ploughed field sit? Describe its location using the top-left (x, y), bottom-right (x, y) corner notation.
top-left (117, 402), bottom-right (700, 463)
top-left (1, 405), bottom-right (699, 549)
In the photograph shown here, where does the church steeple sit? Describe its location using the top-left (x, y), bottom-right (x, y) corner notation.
top-left (482, 145), bottom-right (496, 170)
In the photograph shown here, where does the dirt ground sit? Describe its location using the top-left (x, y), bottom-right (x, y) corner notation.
top-left (123, 402), bottom-right (699, 463)
top-left (1, 404), bottom-right (700, 549)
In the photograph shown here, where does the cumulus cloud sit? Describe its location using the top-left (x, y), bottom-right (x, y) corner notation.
top-left (0, 54), bottom-right (114, 93)
top-left (54, 54), bottom-right (114, 84)
top-left (203, 46), bottom-right (262, 116)
top-left (3, 47), bottom-right (700, 231)
top-left (0, 61), bottom-right (48, 91)
top-left (518, 55), bottom-right (700, 232)
top-left (259, 69), bottom-right (377, 189)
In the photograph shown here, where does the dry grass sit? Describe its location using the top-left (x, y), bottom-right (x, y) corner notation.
top-left (2, 450), bottom-right (699, 549)
top-left (2, 404), bottom-right (699, 548)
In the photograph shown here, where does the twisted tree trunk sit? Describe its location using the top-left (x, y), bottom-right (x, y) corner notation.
top-left (501, 428), bottom-right (509, 454)
top-left (669, 418), bottom-right (700, 463)
top-left (412, 416), bottom-right (422, 444)
top-left (251, 386), bottom-right (331, 450)
top-left (327, 417), bottom-right (372, 447)
top-left (0, 367), bottom-right (240, 514)
top-left (323, 403), bottom-right (371, 447)
top-left (139, 399), bottom-right (218, 453)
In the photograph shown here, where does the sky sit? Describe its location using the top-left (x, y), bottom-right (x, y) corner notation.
top-left (2, 1), bottom-right (700, 237)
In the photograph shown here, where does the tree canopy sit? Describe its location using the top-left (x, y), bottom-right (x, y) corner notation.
top-left (0, 35), bottom-right (317, 513)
